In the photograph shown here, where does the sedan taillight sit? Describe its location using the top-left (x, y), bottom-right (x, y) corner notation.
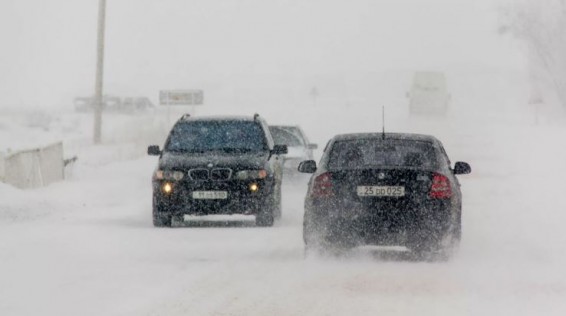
top-left (429, 173), bottom-right (452, 199)
top-left (311, 172), bottom-right (333, 198)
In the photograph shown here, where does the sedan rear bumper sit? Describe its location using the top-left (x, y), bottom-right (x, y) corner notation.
top-left (304, 198), bottom-right (454, 247)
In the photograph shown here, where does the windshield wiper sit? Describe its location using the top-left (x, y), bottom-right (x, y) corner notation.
top-left (216, 147), bottom-right (254, 153)
top-left (166, 148), bottom-right (208, 154)
top-left (166, 147), bottom-right (257, 154)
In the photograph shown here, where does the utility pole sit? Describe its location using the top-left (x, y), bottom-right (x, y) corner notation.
top-left (93, 0), bottom-right (106, 144)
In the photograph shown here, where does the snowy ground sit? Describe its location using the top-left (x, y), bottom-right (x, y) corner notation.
top-left (2, 75), bottom-right (566, 315)
top-left (4, 0), bottom-right (566, 313)
top-left (0, 68), bottom-right (566, 315)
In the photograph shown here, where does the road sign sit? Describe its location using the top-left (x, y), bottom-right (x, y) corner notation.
top-left (159, 90), bottom-right (204, 106)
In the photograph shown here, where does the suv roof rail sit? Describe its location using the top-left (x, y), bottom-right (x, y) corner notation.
top-left (253, 113), bottom-right (260, 121)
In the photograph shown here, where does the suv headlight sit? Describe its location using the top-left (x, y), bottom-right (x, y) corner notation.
top-left (155, 170), bottom-right (185, 181)
top-left (235, 169), bottom-right (267, 180)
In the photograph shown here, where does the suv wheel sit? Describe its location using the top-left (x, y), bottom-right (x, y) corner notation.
top-left (255, 205), bottom-right (275, 227)
top-left (256, 183), bottom-right (281, 227)
top-left (273, 182), bottom-right (282, 220)
top-left (153, 213), bottom-right (172, 227)
top-left (255, 210), bottom-right (274, 227)
top-left (153, 199), bottom-right (172, 227)
top-left (256, 195), bottom-right (276, 227)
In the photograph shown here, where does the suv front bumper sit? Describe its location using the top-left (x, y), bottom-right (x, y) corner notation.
top-left (153, 178), bottom-right (275, 216)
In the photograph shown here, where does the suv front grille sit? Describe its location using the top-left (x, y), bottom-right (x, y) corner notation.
top-left (189, 169), bottom-right (209, 181)
top-left (188, 168), bottom-right (233, 181)
top-left (211, 168), bottom-right (232, 181)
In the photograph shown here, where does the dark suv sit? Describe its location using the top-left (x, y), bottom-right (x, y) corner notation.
top-left (148, 114), bottom-right (287, 227)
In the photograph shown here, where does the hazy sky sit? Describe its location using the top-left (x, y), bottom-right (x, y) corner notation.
top-left (1, 0), bottom-right (524, 107)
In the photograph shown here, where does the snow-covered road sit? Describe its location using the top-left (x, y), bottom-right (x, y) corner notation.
top-left (3, 0), bottom-right (566, 313)
top-left (2, 104), bottom-right (566, 315)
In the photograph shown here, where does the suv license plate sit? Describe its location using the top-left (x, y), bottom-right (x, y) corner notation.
top-left (192, 191), bottom-right (228, 200)
top-left (357, 186), bottom-right (405, 197)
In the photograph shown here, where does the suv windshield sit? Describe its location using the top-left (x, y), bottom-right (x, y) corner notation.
top-left (328, 139), bottom-right (438, 169)
top-left (166, 120), bottom-right (267, 153)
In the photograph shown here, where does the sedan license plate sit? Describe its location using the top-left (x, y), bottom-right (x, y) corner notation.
top-left (192, 191), bottom-right (228, 200)
top-left (357, 186), bottom-right (405, 197)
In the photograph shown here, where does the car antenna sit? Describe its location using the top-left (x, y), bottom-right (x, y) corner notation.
top-left (381, 106), bottom-right (386, 139)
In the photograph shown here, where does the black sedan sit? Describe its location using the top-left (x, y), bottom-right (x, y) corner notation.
top-left (299, 133), bottom-right (471, 259)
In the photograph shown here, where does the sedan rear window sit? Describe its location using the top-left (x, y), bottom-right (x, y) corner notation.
top-left (328, 139), bottom-right (438, 169)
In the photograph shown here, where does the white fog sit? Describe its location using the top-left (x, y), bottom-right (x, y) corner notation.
top-left (1, 0), bottom-right (566, 315)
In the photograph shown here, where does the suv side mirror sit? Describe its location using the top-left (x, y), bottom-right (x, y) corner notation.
top-left (272, 144), bottom-right (288, 155)
top-left (298, 160), bottom-right (317, 173)
top-left (454, 161), bottom-right (471, 175)
top-left (307, 143), bottom-right (318, 150)
top-left (147, 145), bottom-right (161, 156)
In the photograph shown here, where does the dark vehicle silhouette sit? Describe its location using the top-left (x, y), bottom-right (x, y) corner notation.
top-left (148, 114), bottom-right (287, 227)
top-left (299, 133), bottom-right (471, 260)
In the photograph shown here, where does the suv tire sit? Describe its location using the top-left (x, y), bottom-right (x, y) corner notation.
top-left (256, 195), bottom-right (276, 227)
top-left (273, 182), bottom-right (283, 220)
top-left (152, 199), bottom-right (172, 227)
top-left (153, 213), bottom-right (172, 227)
top-left (255, 210), bottom-right (274, 227)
